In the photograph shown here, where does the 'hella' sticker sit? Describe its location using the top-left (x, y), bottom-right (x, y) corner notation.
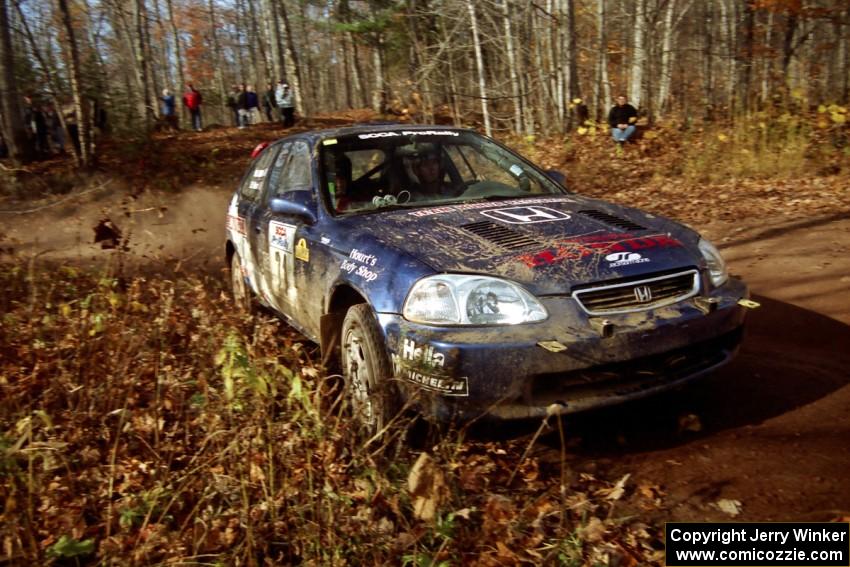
top-left (481, 206), bottom-right (571, 224)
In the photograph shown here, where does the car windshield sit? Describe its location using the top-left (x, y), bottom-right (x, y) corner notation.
top-left (320, 129), bottom-right (565, 215)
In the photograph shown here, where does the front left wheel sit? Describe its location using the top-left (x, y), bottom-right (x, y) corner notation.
top-left (340, 304), bottom-right (400, 436)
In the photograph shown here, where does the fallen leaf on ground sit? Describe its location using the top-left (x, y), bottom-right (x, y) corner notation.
top-left (716, 499), bottom-right (742, 517)
top-left (407, 452), bottom-right (446, 521)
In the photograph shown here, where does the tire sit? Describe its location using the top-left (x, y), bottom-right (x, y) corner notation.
top-left (229, 250), bottom-right (252, 313)
top-left (340, 303), bottom-right (400, 435)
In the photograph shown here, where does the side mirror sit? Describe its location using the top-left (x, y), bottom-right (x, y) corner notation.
top-left (545, 169), bottom-right (568, 189)
top-left (270, 198), bottom-right (317, 225)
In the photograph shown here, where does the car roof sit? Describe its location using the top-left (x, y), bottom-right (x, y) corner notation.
top-left (275, 123), bottom-right (476, 145)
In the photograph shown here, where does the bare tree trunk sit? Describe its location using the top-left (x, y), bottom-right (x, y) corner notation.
top-left (263, 0), bottom-right (284, 81)
top-left (57, 0), bottom-right (91, 167)
top-left (248, 0), bottom-right (270, 87)
top-left (134, 0), bottom-right (153, 130)
top-left (532, 8), bottom-right (548, 133)
top-left (629, 0), bottom-right (646, 108)
top-left (843, 7), bottom-right (850, 103)
top-left (738, 0), bottom-right (755, 113)
top-left (565, 0), bottom-right (581, 128)
top-left (594, 0), bottom-right (610, 121)
top-left (782, 10), bottom-right (798, 83)
top-left (207, 0), bottom-right (227, 123)
top-left (350, 35), bottom-right (367, 108)
top-left (234, 0), bottom-right (247, 82)
top-left (165, 0), bottom-right (187, 125)
top-left (718, 0), bottom-right (735, 114)
top-left (466, 0), bottom-right (491, 136)
top-left (152, 0), bottom-right (172, 92)
top-left (761, 10), bottom-right (774, 104)
top-left (438, 13), bottom-right (461, 125)
top-left (657, 0), bottom-right (676, 116)
top-left (502, 0), bottom-right (522, 133)
top-left (702, 1), bottom-right (715, 117)
top-left (552, 0), bottom-right (565, 128)
top-left (0, 0), bottom-right (32, 164)
top-left (279, 4), bottom-right (305, 115)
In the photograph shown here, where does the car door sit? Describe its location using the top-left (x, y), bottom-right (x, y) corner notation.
top-left (230, 144), bottom-right (279, 299)
top-left (244, 142), bottom-right (288, 310)
top-left (254, 139), bottom-right (322, 337)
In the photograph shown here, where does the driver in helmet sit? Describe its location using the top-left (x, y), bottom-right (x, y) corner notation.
top-left (407, 145), bottom-right (458, 200)
top-left (332, 154), bottom-right (353, 212)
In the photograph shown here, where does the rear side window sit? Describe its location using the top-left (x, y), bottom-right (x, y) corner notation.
top-left (273, 140), bottom-right (313, 197)
top-left (239, 145), bottom-right (279, 202)
top-left (266, 142), bottom-right (291, 192)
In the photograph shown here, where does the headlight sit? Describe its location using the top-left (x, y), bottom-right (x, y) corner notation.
top-left (403, 275), bottom-right (548, 325)
top-left (698, 238), bottom-right (728, 287)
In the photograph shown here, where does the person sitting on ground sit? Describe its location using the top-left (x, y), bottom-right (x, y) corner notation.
top-left (608, 94), bottom-right (638, 145)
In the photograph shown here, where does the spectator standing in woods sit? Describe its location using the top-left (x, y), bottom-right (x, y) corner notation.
top-left (608, 94), bottom-right (638, 145)
top-left (160, 88), bottom-right (178, 132)
top-left (22, 95), bottom-right (37, 154)
top-left (63, 102), bottom-right (81, 155)
top-left (236, 83), bottom-right (248, 128)
top-left (183, 84), bottom-right (203, 132)
top-left (245, 85), bottom-right (260, 126)
top-left (43, 103), bottom-right (64, 154)
top-left (275, 81), bottom-right (296, 127)
top-left (263, 83), bottom-right (276, 122)
top-left (33, 104), bottom-right (49, 158)
top-left (227, 84), bottom-right (241, 127)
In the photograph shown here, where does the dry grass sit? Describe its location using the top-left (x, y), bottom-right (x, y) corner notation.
top-left (0, 260), bottom-right (663, 565)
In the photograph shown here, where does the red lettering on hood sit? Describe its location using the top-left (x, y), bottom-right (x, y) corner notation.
top-left (518, 234), bottom-right (683, 268)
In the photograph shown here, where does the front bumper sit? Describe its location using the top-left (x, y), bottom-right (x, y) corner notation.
top-left (377, 276), bottom-right (748, 422)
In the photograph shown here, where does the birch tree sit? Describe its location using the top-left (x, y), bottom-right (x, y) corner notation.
top-left (466, 0), bottom-right (491, 136)
top-left (629, 0), bottom-right (646, 108)
top-left (57, 0), bottom-right (91, 167)
top-left (594, 0), bottom-right (610, 119)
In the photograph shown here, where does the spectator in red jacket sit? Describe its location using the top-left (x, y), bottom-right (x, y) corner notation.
top-left (183, 84), bottom-right (203, 132)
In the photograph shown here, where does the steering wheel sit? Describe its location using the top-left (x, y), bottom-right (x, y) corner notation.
top-left (372, 190), bottom-right (412, 208)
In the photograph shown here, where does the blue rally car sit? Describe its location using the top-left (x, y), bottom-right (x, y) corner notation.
top-left (225, 124), bottom-right (748, 432)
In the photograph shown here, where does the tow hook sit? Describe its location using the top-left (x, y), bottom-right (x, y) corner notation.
top-left (589, 318), bottom-right (614, 338)
top-left (693, 296), bottom-right (719, 315)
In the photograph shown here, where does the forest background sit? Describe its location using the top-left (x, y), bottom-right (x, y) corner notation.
top-left (1, 0), bottom-right (849, 169)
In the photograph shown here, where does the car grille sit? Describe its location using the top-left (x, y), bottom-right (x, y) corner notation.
top-left (577, 209), bottom-right (647, 231)
top-left (460, 221), bottom-right (542, 250)
top-left (573, 270), bottom-right (699, 315)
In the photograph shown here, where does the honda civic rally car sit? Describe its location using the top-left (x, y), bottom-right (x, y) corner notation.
top-left (225, 125), bottom-right (749, 432)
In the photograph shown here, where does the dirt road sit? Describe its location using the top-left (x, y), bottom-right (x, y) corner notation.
top-left (551, 214), bottom-right (850, 522)
top-left (3, 182), bottom-right (849, 523)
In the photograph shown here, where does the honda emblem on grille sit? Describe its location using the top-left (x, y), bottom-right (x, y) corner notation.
top-left (633, 285), bottom-right (653, 303)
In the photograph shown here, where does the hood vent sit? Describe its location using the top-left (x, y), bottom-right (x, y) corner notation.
top-left (460, 221), bottom-right (542, 250)
top-left (578, 209), bottom-right (646, 231)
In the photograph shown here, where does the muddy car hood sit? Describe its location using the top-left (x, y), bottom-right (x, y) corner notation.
top-left (337, 196), bottom-right (702, 295)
